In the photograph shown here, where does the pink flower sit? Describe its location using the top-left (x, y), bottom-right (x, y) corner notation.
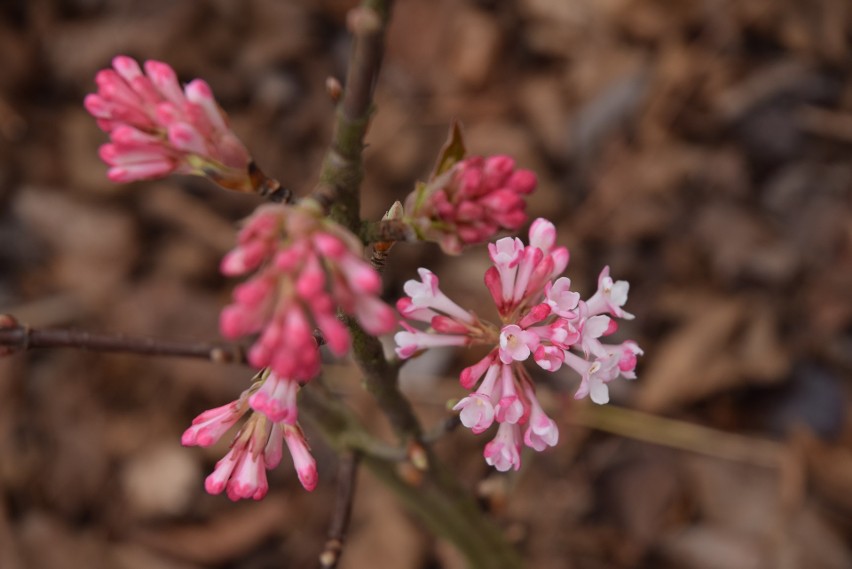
top-left (201, 413), bottom-right (273, 502)
top-left (85, 56), bottom-right (256, 191)
top-left (404, 156), bottom-right (537, 254)
top-left (184, 375), bottom-right (319, 500)
top-left (585, 266), bottom-right (634, 320)
top-left (453, 393), bottom-right (496, 434)
top-left (283, 424), bottom-right (318, 492)
top-left (523, 386), bottom-right (559, 451)
top-left (395, 217), bottom-right (641, 470)
top-left (181, 400), bottom-right (247, 448)
top-left (498, 324), bottom-right (539, 364)
top-left (484, 423), bottom-right (523, 472)
top-left (545, 277), bottom-right (580, 317)
top-left (394, 322), bottom-right (470, 359)
top-left (220, 203), bottom-right (396, 382)
top-left (564, 351), bottom-right (620, 405)
top-left (248, 372), bottom-right (299, 424)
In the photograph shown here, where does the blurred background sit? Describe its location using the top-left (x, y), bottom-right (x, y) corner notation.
top-left (1, 0), bottom-right (851, 567)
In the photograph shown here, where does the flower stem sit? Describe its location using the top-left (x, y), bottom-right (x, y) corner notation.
top-left (302, 386), bottom-right (523, 569)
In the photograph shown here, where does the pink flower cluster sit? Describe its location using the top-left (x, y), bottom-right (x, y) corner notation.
top-left (395, 219), bottom-right (641, 472)
top-left (220, 202), bottom-right (396, 382)
top-left (184, 202), bottom-right (396, 500)
top-left (404, 156), bottom-right (536, 254)
top-left (181, 371), bottom-right (317, 500)
top-left (85, 56), bottom-right (254, 191)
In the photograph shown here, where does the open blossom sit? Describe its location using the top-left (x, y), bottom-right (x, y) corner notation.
top-left (395, 218), bottom-right (641, 470)
top-left (182, 372), bottom-right (317, 500)
top-left (85, 55), bottom-right (256, 191)
top-left (221, 201), bottom-right (396, 383)
top-left (403, 155), bottom-right (537, 254)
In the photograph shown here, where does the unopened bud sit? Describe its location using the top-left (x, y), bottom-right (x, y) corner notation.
top-left (383, 201), bottom-right (404, 221)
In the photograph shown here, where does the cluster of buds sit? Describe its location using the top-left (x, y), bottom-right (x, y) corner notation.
top-left (219, 201), bottom-right (396, 382)
top-left (395, 219), bottom-right (641, 471)
top-left (185, 201), bottom-right (397, 499)
top-left (181, 370), bottom-right (317, 500)
top-left (403, 156), bottom-right (536, 254)
top-left (85, 55), bottom-right (257, 191)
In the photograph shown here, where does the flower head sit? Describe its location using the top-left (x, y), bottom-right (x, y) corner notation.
top-left (182, 371), bottom-right (318, 500)
top-left (395, 218), bottom-right (641, 470)
top-left (86, 55), bottom-right (257, 191)
top-left (220, 202), bottom-right (396, 382)
top-left (403, 156), bottom-right (537, 254)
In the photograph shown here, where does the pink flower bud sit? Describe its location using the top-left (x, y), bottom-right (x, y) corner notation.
top-left (403, 155), bottom-right (537, 253)
top-left (284, 426), bottom-right (318, 492)
top-left (85, 56), bottom-right (254, 190)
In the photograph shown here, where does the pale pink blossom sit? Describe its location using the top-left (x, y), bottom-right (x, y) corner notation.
top-left (523, 387), bottom-right (559, 451)
top-left (528, 218), bottom-right (556, 251)
top-left (394, 323), bottom-right (470, 359)
top-left (585, 266), bottom-right (635, 320)
top-left (85, 56), bottom-right (256, 191)
top-left (495, 364), bottom-right (525, 424)
top-left (395, 217), bottom-right (641, 471)
top-left (488, 237), bottom-right (524, 303)
top-left (545, 277), bottom-right (580, 317)
top-left (498, 324), bottom-right (539, 364)
top-left (453, 393), bottom-right (495, 434)
top-left (564, 351), bottom-right (620, 405)
top-left (484, 423), bottom-right (523, 472)
top-left (403, 268), bottom-right (473, 324)
top-left (604, 341), bottom-right (644, 380)
top-left (533, 344), bottom-right (564, 372)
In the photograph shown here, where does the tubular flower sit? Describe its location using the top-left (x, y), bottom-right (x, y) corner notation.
top-left (181, 371), bottom-right (318, 499)
top-left (403, 155), bottom-right (537, 254)
top-left (395, 218), bottom-right (642, 470)
top-left (220, 201), bottom-right (396, 383)
top-left (85, 55), bottom-right (257, 191)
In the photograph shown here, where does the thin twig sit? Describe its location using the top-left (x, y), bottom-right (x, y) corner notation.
top-left (311, 0), bottom-right (423, 445)
top-left (313, 0), bottom-right (393, 223)
top-left (0, 315), bottom-right (324, 362)
top-left (319, 451), bottom-right (360, 569)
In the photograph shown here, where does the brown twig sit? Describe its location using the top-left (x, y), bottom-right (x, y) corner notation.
top-left (310, 0), bottom-right (423, 445)
top-left (319, 451), bottom-right (360, 569)
top-left (0, 315), bottom-right (324, 362)
top-left (313, 1), bottom-right (393, 223)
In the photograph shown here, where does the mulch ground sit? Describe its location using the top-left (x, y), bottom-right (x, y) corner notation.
top-left (1, 1), bottom-right (851, 568)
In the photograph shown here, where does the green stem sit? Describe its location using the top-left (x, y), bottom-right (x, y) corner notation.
top-left (308, 0), bottom-right (523, 565)
top-left (302, 387), bottom-right (523, 569)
